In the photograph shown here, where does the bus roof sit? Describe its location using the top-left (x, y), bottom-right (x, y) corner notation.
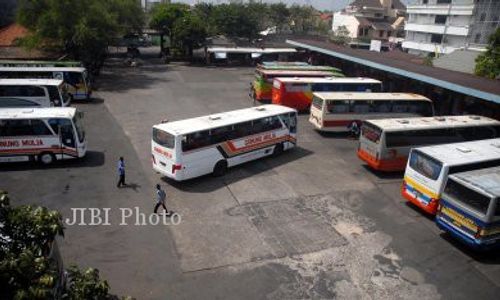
top-left (0, 107), bottom-right (77, 119)
top-left (0, 78), bottom-right (64, 86)
top-left (154, 104), bottom-right (296, 135)
top-left (0, 60), bottom-right (82, 66)
top-left (314, 92), bottom-right (431, 101)
top-left (259, 61), bottom-right (310, 67)
top-left (414, 138), bottom-right (500, 167)
top-left (0, 66), bottom-right (86, 72)
top-left (449, 166), bottom-right (500, 198)
top-left (275, 77), bottom-right (381, 84)
top-left (366, 115), bottom-right (498, 131)
top-left (257, 69), bottom-right (343, 76)
top-left (258, 65), bottom-right (341, 72)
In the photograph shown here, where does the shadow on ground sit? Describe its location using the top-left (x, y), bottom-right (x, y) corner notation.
top-left (0, 151), bottom-right (105, 172)
top-left (163, 146), bottom-right (313, 193)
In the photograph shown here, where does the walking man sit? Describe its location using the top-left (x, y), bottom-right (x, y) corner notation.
top-left (154, 184), bottom-right (169, 215)
top-left (117, 157), bottom-right (126, 188)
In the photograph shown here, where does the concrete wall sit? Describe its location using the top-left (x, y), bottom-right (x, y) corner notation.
top-left (332, 13), bottom-right (360, 39)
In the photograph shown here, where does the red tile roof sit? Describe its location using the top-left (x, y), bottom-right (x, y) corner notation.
top-left (0, 24), bottom-right (28, 47)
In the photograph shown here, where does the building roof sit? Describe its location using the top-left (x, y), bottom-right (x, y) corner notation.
top-left (391, 0), bottom-right (406, 10)
top-left (350, 0), bottom-right (384, 9)
top-left (433, 49), bottom-right (481, 75)
top-left (367, 115), bottom-right (498, 131)
top-left (414, 139), bottom-right (500, 168)
top-left (154, 105), bottom-right (296, 136)
top-left (371, 22), bottom-right (394, 31)
top-left (451, 166), bottom-right (500, 198)
top-left (286, 39), bottom-right (500, 104)
top-left (0, 24), bottom-right (28, 47)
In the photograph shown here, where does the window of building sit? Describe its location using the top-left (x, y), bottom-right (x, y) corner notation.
top-left (474, 33), bottom-right (481, 43)
top-left (422, 0), bottom-right (428, 4)
top-left (480, 13), bottom-right (486, 22)
top-left (435, 15), bottom-right (447, 24)
top-left (431, 34), bottom-right (443, 43)
top-left (437, 0), bottom-right (451, 4)
top-left (379, 30), bottom-right (384, 37)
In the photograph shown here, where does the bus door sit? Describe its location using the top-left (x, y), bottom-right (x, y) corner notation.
top-left (48, 118), bottom-right (77, 157)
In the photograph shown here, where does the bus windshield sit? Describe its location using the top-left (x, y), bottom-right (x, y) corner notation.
top-left (153, 128), bottom-right (175, 149)
top-left (409, 150), bottom-right (443, 180)
top-left (361, 123), bottom-right (382, 144)
top-left (444, 178), bottom-right (492, 215)
top-left (73, 114), bottom-right (85, 143)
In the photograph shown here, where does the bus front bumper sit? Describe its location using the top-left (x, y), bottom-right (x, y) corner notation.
top-left (436, 215), bottom-right (500, 251)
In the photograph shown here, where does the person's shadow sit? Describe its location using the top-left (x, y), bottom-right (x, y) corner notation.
top-left (121, 183), bottom-right (141, 192)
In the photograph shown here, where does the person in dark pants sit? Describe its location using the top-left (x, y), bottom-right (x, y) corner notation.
top-left (117, 157), bottom-right (126, 188)
top-left (154, 184), bottom-right (169, 215)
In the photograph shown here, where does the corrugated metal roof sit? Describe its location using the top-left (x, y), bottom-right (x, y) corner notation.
top-left (287, 39), bottom-right (500, 104)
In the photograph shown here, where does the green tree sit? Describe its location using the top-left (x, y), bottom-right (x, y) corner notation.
top-left (0, 191), bottom-right (124, 299)
top-left (268, 3), bottom-right (290, 34)
top-left (289, 5), bottom-right (316, 34)
top-left (212, 3), bottom-right (259, 41)
top-left (193, 2), bottom-right (217, 37)
top-left (329, 25), bottom-right (351, 45)
top-left (173, 13), bottom-right (207, 57)
top-left (475, 28), bottom-right (500, 79)
top-left (149, 2), bottom-right (190, 54)
top-left (16, 0), bottom-right (144, 73)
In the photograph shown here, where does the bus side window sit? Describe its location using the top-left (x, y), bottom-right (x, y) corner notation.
top-left (1, 119), bottom-right (33, 136)
top-left (373, 101), bottom-right (391, 113)
top-left (210, 125), bottom-right (232, 144)
top-left (233, 122), bottom-right (252, 139)
top-left (31, 120), bottom-right (52, 135)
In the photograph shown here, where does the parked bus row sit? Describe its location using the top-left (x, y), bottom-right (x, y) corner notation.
top-left (0, 60), bottom-right (90, 165)
top-left (0, 66), bottom-right (91, 101)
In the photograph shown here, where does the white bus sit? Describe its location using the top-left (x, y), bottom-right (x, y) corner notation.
top-left (0, 67), bottom-right (91, 100)
top-left (402, 138), bottom-right (500, 215)
top-left (358, 115), bottom-right (500, 172)
top-left (310, 92), bottom-right (434, 132)
top-left (152, 105), bottom-right (298, 181)
top-left (0, 107), bottom-right (87, 165)
top-left (436, 166), bottom-right (500, 250)
top-left (0, 79), bottom-right (70, 107)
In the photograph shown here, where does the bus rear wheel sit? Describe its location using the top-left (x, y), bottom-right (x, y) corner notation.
top-left (213, 160), bottom-right (227, 177)
top-left (39, 152), bottom-right (55, 165)
top-left (272, 143), bottom-right (284, 156)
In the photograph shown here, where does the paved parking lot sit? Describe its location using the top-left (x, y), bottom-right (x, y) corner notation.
top-left (1, 48), bottom-right (499, 299)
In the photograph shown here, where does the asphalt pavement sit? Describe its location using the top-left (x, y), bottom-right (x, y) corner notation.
top-left (1, 47), bottom-right (499, 300)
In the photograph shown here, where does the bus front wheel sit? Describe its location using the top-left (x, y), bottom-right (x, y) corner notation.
top-left (213, 160), bottom-right (227, 177)
top-left (39, 152), bottom-right (55, 165)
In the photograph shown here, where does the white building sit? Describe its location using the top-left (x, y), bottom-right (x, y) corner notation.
top-left (332, 0), bottom-right (406, 41)
top-left (403, 0), bottom-right (500, 56)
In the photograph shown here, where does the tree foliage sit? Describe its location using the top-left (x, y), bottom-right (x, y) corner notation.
top-left (16, 0), bottom-right (144, 73)
top-left (475, 28), bottom-right (500, 79)
top-left (329, 25), bottom-right (351, 45)
top-left (0, 191), bottom-right (123, 299)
